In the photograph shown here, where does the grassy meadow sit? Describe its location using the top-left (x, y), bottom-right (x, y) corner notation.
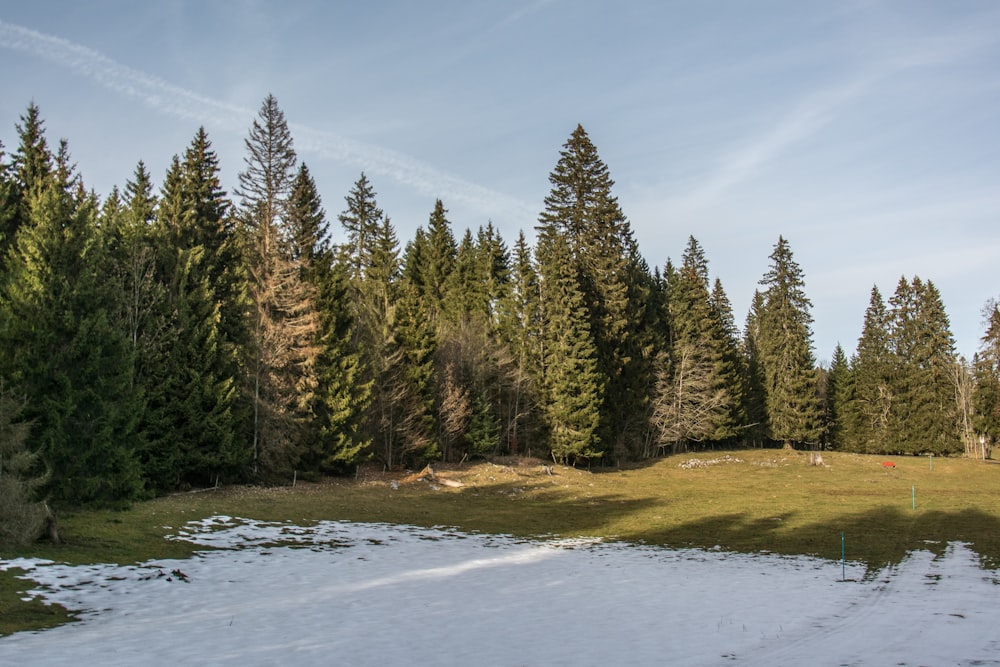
top-left (2, 449), bottom-right (998, 635)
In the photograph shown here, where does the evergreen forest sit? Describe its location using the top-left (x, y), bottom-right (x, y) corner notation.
top-left (1, 97), bottom-right (998, 512)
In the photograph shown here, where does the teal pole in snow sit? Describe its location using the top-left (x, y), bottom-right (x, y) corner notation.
top-left (841, 532), bottom-right (845, 581)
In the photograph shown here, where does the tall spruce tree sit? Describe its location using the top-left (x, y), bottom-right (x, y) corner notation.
top-left (390, 281), bottom-right (439, 465)
top-left (338, 172), bottom-right (383, 284)
top-left (496, 231), bottom-right (543, 455)
top-left (741, 297), bottom-right (769, 448)
top-left (655, 238), bottom-right (742, 450)
top-left (886, 277), bottom-right (960, 454)
top-left (845, 286), bottom-right (893, 453)
top-left (0, 140), bottom-right (143, 507)
top-left (973, 300), bottom-right (1000, 458)
top-left (237, 94), bottom-right (320, 477)
top-left (535, 225), bottom-right (603, 463)
top-left (757, 237), bottom-right (822, 448)
top-left (147, 132), bottom-right (246, 490)
top-left (536, 125), bottom-right (649, 458)
top-left (824, 344), bottom-right (851, 450)
top-left (289, 164), bottom-right (369, 472)
top-left (415, 199), bottom-right (457, 317)
top-left (8, 103), bottom-right (52, 245)
top-left (663, 238), bottom-right (744, 447)
top-left (337, 178), bottom-right (402, 464)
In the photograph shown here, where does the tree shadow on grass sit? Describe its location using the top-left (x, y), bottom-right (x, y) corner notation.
top-left (624, 506), bottom-right (1000, 571)
top-left (395, 478), bottom-right (666, 540)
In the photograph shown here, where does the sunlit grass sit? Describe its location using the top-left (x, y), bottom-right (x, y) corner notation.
top-left (2, 449), bottom-right (998, 636)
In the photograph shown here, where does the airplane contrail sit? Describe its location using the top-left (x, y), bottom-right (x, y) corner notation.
top-left (0, 19), bottom-right (536, 222)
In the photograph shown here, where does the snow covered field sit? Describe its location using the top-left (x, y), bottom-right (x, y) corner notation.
top-left (2, 517), bottom-right (998, 666)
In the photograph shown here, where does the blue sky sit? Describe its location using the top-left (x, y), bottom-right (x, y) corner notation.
top-left (1, 1), bottom-right (998, 361)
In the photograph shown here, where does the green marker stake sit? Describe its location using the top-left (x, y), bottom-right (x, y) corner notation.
top-left (912, 485), bottom-right (915, 510)
top-left (841, 532), bottom-right (845, 581)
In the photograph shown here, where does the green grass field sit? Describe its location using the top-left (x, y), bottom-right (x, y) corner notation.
top-left (2, 449), bottom-right (998, 636)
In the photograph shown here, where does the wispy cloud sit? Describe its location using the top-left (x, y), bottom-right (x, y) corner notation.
top-left (670, 16), bottom-right (1000, 213)
top-left (0, 19), bottom-right (535, 221)
top-left (499, 0), bottom-right (558, 28)
top-left (0, 20), bottom-right (247, 128)
top-left (673, 69), bottom-right (881, 212)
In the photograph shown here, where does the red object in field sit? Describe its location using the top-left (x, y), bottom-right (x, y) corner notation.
top-left (881, 461), bottom-right (896, 468)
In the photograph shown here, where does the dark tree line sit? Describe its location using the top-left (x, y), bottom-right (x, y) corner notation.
top-left (0, 100), bottom-right (995, 513)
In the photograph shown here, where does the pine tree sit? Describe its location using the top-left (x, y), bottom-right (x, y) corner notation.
top-left (496, 231), bottom-right (543, 455)
top-left (537, 125), bottom-right (650, 458)
top-left (8, 104), bottom-right (52, 238)
top-left (846, 286), bottom-right (893, 453)
top-left (757, 237), bottom-right (822, 448)
top-left (886, 277), bottom-right (960, 454)
top-left (146, 133), bottom-right (246, 490)
top-left (824, 344), bottom-right (851, 449)
top-left (237, 94), bottom-right (320, 477)
top-left (658, 237), bottom-right (743, 449)
top-left (289, 165), bottom-right (369, 472)
top-left (973, 300), bottom-right (1000, 458)
top-left (416, 199), bottom-right (457, 317)
top-left (350, 205), bottom-right (403, 467)
top-left (711, 277), bottom-right (748, 435)
top-left (741, 290), bottom-right (769, 447)
top-left (0, 152), bottom-right (143, 507)
top-left (390, 282), bottom-right (439, 464)
top-left (444, 228), bottom-right (482, 321)
top-left (338, 172), bottom-right (383, 284)
top-left (476, 222), bottom-right (511, 325)
top-left (536, 227), bottom-right (603, 463)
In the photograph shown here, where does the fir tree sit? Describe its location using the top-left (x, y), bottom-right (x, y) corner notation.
top-left (496, 231), bottom-right (543, 455)
top-left (824, 344), bottom-right (851, 449)
top-left (658, 237), bottom-right (743, 448)
top-left (536, 228), bottom-right (603, 463)
top-left (757, 237), bottom-right (822, 448)
top-left (147, 133), bottom-right (246, 490)
top-left (741, 290), bottom-right (769, 447)
top-left (537, 125), bottom-right (650, 458)
top-left (0, 155), bottom-right (143, 507)
top-left (418, 199), bottom-right (457, 316)
top-left (8, 103), bottom-right (52, 242)
top-left (355, 212), bottom-right (403, 466)
top-left (338, 172), bottom-right (383, 284)
top-left (886, 277), bottom-right (960, 454)
top-left (846, 286), bottom-right (893, 453)
top-left (237, 94), bottom-right (320, 477)
top-left (391, 282), bottom-right (439, 464)
top-left (289, 165), bottom-right (369, 472)
top-left (476, 222), bottom-right (511, 325)
top-left (973, 300), bottom-right (1000, 458)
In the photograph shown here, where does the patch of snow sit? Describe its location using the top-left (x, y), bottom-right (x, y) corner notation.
top-left (1, 519), bottom-right (997, 666)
